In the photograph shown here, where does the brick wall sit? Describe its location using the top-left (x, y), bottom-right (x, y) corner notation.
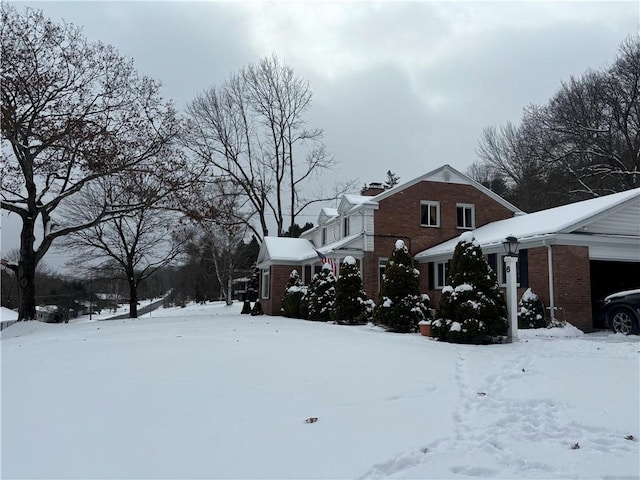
top-left (374, 181), bottom-right (515, 254)
top-left (261, 265), bottom-right (297, 316)
top-left (551, 245), bottom-right (592, 332)
top-left (366, 181), bottom-right (515, 302)
top-left (518, 245), bottom-right (593, 332)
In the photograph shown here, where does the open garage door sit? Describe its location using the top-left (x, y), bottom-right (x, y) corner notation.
top-left (590, 260), bottom-right (640, 328)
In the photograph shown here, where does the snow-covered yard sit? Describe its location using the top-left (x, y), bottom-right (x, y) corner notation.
top-left (2, 302), bottom-right (638, 479)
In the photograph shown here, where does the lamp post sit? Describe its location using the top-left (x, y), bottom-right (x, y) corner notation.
top-left (502, 235), bottom-right (519, 343)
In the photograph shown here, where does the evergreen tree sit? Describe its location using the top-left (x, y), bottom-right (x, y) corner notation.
top-left (383, 170), bottom-right (400, 189)
top-left (432, 232), bottom-right (508, 344)
top-left (250, 299), bottom-right (264, 316)
top-left (518, 288), bottom-right (546, 329)
top-left (305, 264), bottom-right (336, 321)
top-left (281, 269), bottom-right (306, 318)
top-left (333, 256), bottom-right (373, 324)
top-left (374, 240), bottom-right (430, 333)
top-left (240, 299), bottom-right (252, 314)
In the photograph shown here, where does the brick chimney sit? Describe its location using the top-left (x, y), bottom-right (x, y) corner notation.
top-left (361, 182), bottom-right (385, 196)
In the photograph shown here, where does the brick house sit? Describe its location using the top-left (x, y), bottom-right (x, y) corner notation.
top-left (256, 165), bottom-right (521, 315)
top-left (256, 164), bottom-right (640, 331)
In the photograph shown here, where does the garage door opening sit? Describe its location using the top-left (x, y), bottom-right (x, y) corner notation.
top-left (590, 260), bottom-right (640, 329)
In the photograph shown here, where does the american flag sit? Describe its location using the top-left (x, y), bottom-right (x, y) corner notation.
top-left (315, 250), bottom-right (338, 276)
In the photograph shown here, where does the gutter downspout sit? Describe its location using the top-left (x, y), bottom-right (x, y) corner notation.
top-left (544, 240), bottom-right (556, 321)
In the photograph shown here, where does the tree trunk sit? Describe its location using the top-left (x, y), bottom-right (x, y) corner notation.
top-left (17, 215), bottom-right (37, 321)
top-left (128, 275), bottom-right (138, 318)
top-left (226, 277), bottom-right (233, 306)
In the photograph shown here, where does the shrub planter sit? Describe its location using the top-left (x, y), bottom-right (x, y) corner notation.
top-left (419, 321), bottom-right (432, 337)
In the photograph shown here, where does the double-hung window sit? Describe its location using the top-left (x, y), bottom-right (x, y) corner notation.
top-left (420, 201), bottom-right (440, 227)
top-left (343, 216), bottom-right (350, 236)
top-left (435, 261), bottom-right (450, 289)
top-left (456, 203), bottom-right (475, 229)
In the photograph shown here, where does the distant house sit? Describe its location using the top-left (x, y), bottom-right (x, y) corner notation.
top-left (257, 164), bottom-right (640, 331)
top-left (36, 305), bottom-right (63, 323)
top-left (231, 277), bottom-right (250, 301)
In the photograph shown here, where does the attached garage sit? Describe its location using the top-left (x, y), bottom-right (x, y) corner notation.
top-left (416, 187), bottom-right (640, 332)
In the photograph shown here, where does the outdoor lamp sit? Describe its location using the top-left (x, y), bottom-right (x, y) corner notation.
top-left (503, 235), bottom-right (519, 257)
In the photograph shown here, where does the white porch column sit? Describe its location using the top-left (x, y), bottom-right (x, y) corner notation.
top-left (504, 255), bottom-right (519, 343)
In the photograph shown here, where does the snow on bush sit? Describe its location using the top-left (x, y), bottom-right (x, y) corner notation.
top-left (305, 265), bottom-right (336, 321)
top-left (373, 239), bottom-right (430, 333)
top-left (518, 287), bottom-right (546, 329)
top-left (250, 299), bottom-right (263, 316)
top-left (333, 257), bottom-right (373, 324)
top-left (281, 269), bottom-right (307, 318)
top-left (432, 233), bottom-right (508, 344)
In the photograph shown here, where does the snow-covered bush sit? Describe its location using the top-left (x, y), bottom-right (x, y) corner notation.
top-left (518, 288), bottom-right (546, 329)
top-left (432, 232), bottom-right (508, 344)
top-left (305, 264), bottom-right (336, 321)
top-left (281, 269), bottom-right (307, 318)
top-left (250, 299), bottom-right (264, 316)
top-left (373, 240), bottom-right (430, 333)
top-left (333, 256), bottom-right (374, 324)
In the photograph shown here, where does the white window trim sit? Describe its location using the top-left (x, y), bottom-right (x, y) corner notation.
top-left (420, 201), bottom-right (440, 227)
top-left (321, 227), bottom-right (327, 245)
top-left (456, 203), bottom-right (475, 229)
top-left (343, 215), bottom-right (350, 237)
top-left (435, 261), bottom-right (450, 290)
top-left (261, 268), bottom-right (270, 299)
top-left (378, 257), bottom-right (388, 292)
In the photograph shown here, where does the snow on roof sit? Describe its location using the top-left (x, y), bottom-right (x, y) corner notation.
top-left (321, 207), bottom-right (339, 217)
top-left (318, 233), bottom-right (364, 255)
top-left (343, 194), bottom-right (378, 206)
top-left (416, 188), bottom-right (640, 260)
top-left (1, 307), bottom-right (18, 322)
top-left (259, 237), bottom-right (317, 263)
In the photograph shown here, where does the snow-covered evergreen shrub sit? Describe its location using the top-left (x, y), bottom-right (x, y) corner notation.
top-left (373, 240), bottom-right (430, 333)
top-left (250, 299), bottom-right (264, 316)
top-left (241, 299), bottom-right (252, 314)
top-left (547, 316), bottom-right (567, 328)
top-left (281, 269), bottom-right (307, 318)
top-left (305, 264), bottom-right (336, 321)
top-left (518, 288), bottom-right (546, 329)
top-left (432, 232), bottom-right (508, 344)
top-left (247, 267), bottom-right (259, 302)
top-left (333, 256), bottom-right (373, 324)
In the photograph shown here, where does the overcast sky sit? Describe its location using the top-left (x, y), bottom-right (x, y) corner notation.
top-left (2, 1), bottom-right (639, 268)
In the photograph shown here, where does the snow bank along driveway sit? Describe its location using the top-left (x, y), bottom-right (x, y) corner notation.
top-left (2, 303), bottom-right (639, 479)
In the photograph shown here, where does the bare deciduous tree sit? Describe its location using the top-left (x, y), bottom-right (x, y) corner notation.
top-left (1, 6), bottom-right (180, 320)
top-left (475, 36), bottom-right (639, 211)
top-left (183, 55), bottom-right (353, 240)
top-left (61, 173), bottom-right (189, 318)
top-left (186, 179), bottom-right (252, 305)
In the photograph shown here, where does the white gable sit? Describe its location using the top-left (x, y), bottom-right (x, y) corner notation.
top-left (338, 194), bottom-right (378, 214)
top-left (318, 207), bottom-right (338, 225)
top-left (374, 164), bottom-right (522, 214)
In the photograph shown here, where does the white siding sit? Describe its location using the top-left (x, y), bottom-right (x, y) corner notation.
top-left (582, 199), bottom-right (640, 236)
top-left (590, 242), bottom-right (640, 261)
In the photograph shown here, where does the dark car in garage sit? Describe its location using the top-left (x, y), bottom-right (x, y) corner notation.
top-left (601, 289), bottom-right (640, 335)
